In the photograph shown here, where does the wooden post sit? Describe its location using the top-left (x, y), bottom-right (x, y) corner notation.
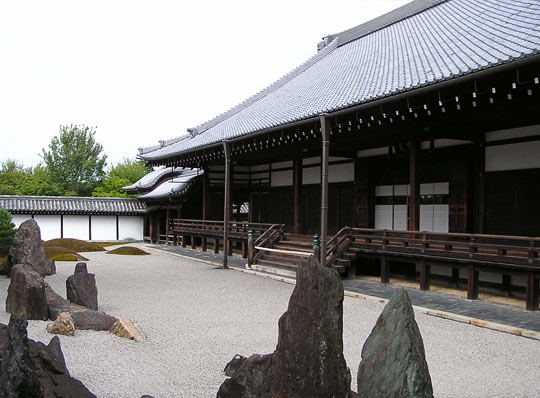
top-left (191, 235), bottom-right (196, 250)
top-left (182, 234), bottom-right (187, 248)
top-left (452, 268), bottom-right (460, 288)
top-left (223, 141), bottom-right (231, 268)
top-left (477, 143), bottom-right (485, 234)
top-left (165, 209), bottom-right (170, 245)
top-left (89, 215), bottom-right (92, 241)
top-left (241, 241), bottom-right (248, 259)
top-left (149, 214), bottom-right (154, 243)
top-left (420, 260), bottom-right (430, 291)
top-left (247, 231), bottom-right (254, 269)
top-left (293, 156), bottom-right (303, 234)
top-left (381, 255), bottom-right (390, 284)
top-left (312, 234), bottom-right (320, 261)
top-left (409, 140), bottom-right (420, 231)
top-left (467, 265), bottom-right (479, 300)
top-left (502, 274), bottom-right (512, 297)
top-left (526, 272), bottom-right (539, 311)
top-left (228, 240), bottom-right (233, 256)
top-left (320, 114), bottom-right (330, 267)
top-left (202, 166), bottom-right (209, 221)
top-left (214, 238), bottom-right (219, 253)
top-left (202, 237), bottom-right (207, 252)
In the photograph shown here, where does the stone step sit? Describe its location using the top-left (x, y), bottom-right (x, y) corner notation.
top-left (257, 258), bottom-right (299, 272)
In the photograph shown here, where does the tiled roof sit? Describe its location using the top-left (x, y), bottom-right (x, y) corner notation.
top-left (123, 167), bottom-right (184, 191)
top-left (140, 0), bottom-right (540, 162)
top-left (138, 169), bottom-right (202, 200)
top-left (0, 195), bottom-right (147, 215)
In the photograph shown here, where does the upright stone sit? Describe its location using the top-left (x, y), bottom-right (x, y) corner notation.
top-left (357, 288), bottom-right (433, 398)
top-left (5, 219), bottom-right (55, 277)
top-left (66, 263), bottom-right (98, 310)
top-left (6, 264), bottom-right (48, 321)
top-left (0, 315), bottom-right (44, 397)
top-left (217, 256), bottom-right (352, 398)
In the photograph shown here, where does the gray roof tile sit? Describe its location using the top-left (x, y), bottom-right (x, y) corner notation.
top-left (140, 0), bottom-right (540, 162)
top-left (0, 196), bottom-right (146, 215)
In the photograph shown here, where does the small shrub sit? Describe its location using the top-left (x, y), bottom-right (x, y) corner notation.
top-left (0, 209), bottom-right (16, 255)
top-left (106, 246), bottom-right (150, 256)
top-left (43, 238), bottom-right (105, 252)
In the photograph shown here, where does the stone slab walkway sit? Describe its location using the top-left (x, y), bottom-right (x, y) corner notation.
top-left (152, 244), bottom-right (540, 333)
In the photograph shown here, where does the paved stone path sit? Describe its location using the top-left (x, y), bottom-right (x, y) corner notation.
top-left (153, 244), bottom-right (540, 333)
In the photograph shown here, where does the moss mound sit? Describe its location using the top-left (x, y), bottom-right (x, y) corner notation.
top-left (51, 254), bottom-right (81, 261)
top-left (44, 246), bottom-right (89, 261)
top-left (106, 246), bottom-right (150, 256)
top-left (43, 238), bottom-right (106, 252)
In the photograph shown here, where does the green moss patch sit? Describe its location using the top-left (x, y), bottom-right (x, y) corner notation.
top-left (51, 254), bottom-right (82, 261)
top-left (44, 246), bottom-right (89, 261)
top-left (106, 246), bottom-right (150, 256)
top-left (43, 238), bottom-right (105, 252)
top-left (0, 256), bottom-right (6, 265)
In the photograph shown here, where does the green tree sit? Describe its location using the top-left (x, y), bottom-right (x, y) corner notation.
top-left (0, 209), bottom-right (16, 255)
top-left (0, 163), bottom-right (66, 196)
top-left (92, 175), bottom-right (133, 198)
top-left (109, 158), bottom-right (151, 184)
top-left (41, 124), bottom-right (107, 196)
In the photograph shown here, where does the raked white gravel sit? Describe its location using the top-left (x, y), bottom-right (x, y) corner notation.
top-left (1, 243), bottom-right (540, 398)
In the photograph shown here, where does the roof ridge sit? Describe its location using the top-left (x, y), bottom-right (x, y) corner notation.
top-left (189, 38), bottom-right (339, 136)
top-left (0, 195), bottom-right (139, 201)
top-left (325, 0), bottom-right (448, 47)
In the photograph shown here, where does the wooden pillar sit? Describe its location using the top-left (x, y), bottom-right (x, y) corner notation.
top-left (191, 235), bottom-right (196, 250)
top-left (241, 241), bottom-right (248, 258)
top-left (320, 114), bottom-right (330, 267)
top-left (202, 237), bottom-right (207, 252)
top-left (452, 268), bottom-right (460, 287)
top-left (477, 143), bottom-right (485, 234)
top-left (420, 260), bottom-right (430, 291)
top-left (409, 140), bottom-right (420, 231)
top-left (214, 238), bottom-right (219, 253)
top-left (293, 156), bottom-right (303, 234)
top-left (467, 265), bottom-right (479, 300)
top-left (88, 215), bottom-right (92, 241)
top-left (381, 255), bottom-right (390, 284)
top-left (502, 274), bottom-right (512, 297)
top-left (156, 217), bottom-right (161, 243)
top-left (116, 215), bottom-right (119, 241)
top-left (526, 272), bottom-right (539, 311)
top-left (202, 166), bottom-right (209, 221)
top-left (165, 209), bottom-right (170, 244)
top-left (149, 214), bottom-right (154, 243)
top-left (223, 141), bottom-right (231, 268)
top-left (61, 215), bottom-right (64, 239)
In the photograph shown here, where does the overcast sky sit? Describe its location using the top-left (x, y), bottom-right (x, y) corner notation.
top-left (0, 0), bottom-right (410, 169)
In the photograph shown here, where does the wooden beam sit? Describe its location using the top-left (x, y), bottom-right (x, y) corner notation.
top-left (420, 260), bottom-right (430, 291)
top-left (526, 272), bottom-right (539, 311)
top-left (409, 140), bottom-right (420, 231)
top-left (467, 265), bottom-right (479, 300)
top-left (293, 156), bottom-right (303, 234)
top-left (381, 255), bottom-right (390, 284)
top-left (320, 114), bottom-right (330, 267)
top-left (202, 167), bottom-right (209, 220)
top-left (223, 141), bottom-right (231, 268)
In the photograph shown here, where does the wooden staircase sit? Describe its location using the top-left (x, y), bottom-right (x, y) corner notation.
top-left (255, 233), bottom-right (354, 275)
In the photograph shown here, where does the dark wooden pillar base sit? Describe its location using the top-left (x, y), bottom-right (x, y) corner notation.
top-left (452, 268), bottom-right (460, 288)
top-left (381, 256), bottom-right (390, 284)
top-left (202, 237), bottom-right (207, 252)
top-left (526, 272), bottom-right (539, 311)
top-left (467, 266), bottom-right (479, 300)
top-left (214, 238), bottom-right (219, 254)
top-left (502, 274), bottom-right (512, 297)
top-left (420, 260), bottom-right (430, 291)
top-left (191, 235), bottom-right (196, 250)
top-left (241, 241), bottom-right (248, 259)
top-left (228, 240), bottom-right (233, 256)
top-left (182, 234), bottom-right (187, 248)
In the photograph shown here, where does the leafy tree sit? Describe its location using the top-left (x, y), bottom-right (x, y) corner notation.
top-left (1, 159), bottom-right (29, 174)
top-left (0, 163), bottom-right (66, 196)
top-left (92, 175), bottom-right (133, 198)
top-left (0, 209), bottom-right (16, 255)
top-left (109, 158), bottom-right (151, 184)
top-left (41, 124), bottom-right (107, 196)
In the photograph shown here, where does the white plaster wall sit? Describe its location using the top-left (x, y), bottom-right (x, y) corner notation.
top-left (33, 215), bottom-right (61, 241)
top-left (91, 216), bottom-right (117, 241)
top-left (375, 205), bottom-right (392, 230)
top-left (303, 166), bottom-right (320, 185)
top-left (328, 163), bottom-right (354, 183)
top-left (63, 215), bottom-right (90, 240)
top-left (271, 170), bottom-right (293, 187)
top-left (271, 161), bottom-right (292, 169)
top-left (11, 214), bottom-right (32, 228)
top-left (486, 140), bottom-right (540, 171)
top-left (119, 216), bottom-right (144, 240)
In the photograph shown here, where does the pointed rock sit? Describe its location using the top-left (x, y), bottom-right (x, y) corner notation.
top-left (5, 219), bottom-right (54, 277)
top-left (109, 318), bottom-right (146, 342)
top-left (217, 256), bottom-right (352, 398)
top-left (66, 263), bottom-right (98, 310)
top-left (357, 288), bottom-right (433, 398)
top-left (6, 264), bottom-right (48, 321)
